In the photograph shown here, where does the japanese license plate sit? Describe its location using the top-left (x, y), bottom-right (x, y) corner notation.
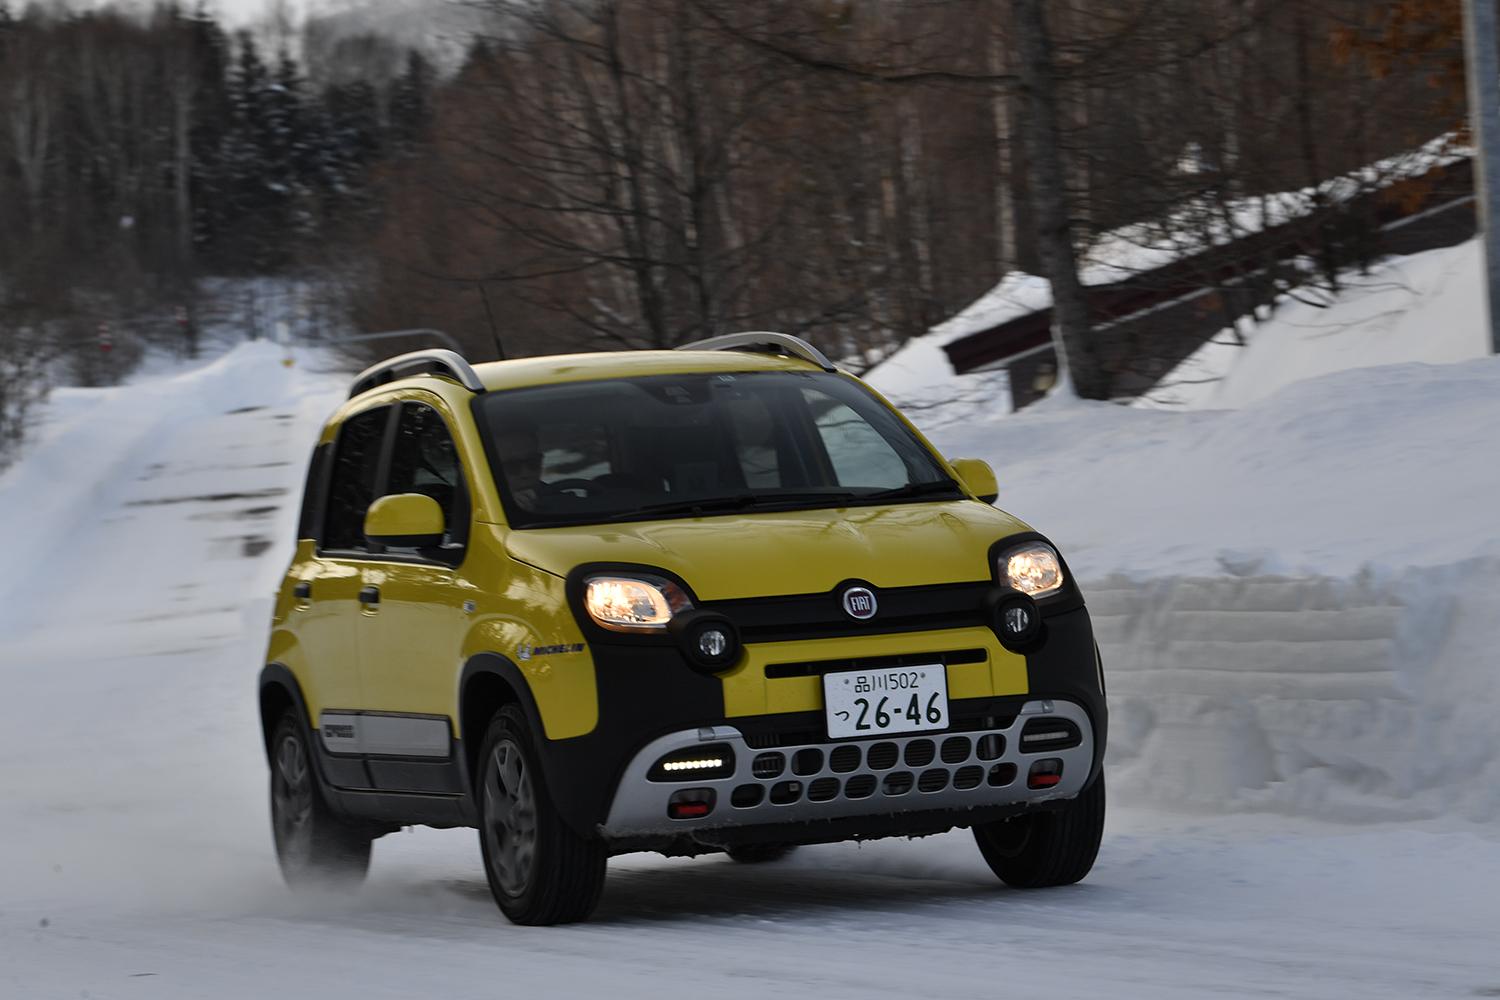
top-left (822, 664), bottom-right (949, 740)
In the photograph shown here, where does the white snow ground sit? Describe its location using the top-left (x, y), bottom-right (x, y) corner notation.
top-left (2, 331), bottom-right (1499, 997)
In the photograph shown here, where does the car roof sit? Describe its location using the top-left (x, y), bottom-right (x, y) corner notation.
top-left (470, 349), bottom-right (824, 393)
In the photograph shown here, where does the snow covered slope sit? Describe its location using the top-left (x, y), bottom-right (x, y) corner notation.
top-left (1163, 237), bottom-right (1492, 408)
top-left (869, 232), bottom-right (1492, 414)
top-left (2, 338), bottom-right (1498, 998)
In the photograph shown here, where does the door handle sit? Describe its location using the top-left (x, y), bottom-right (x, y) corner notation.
top-left (294, 581), bottom-right (312, 599)
top-left (359, 585), bottom-right (381, 605)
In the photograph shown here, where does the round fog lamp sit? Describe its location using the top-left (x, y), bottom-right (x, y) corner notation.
top-left (698, 628), bottom-right (729, 658)
top-left (1002, 605), bottom-right (1032, 637)
top-left (669, 612), bottom-right (742, 673)
top-left (990, 592), bottom-right (1043, 652)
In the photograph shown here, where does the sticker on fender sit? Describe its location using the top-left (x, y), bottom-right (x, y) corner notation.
top-left (823, 664), bottom-right (949, 740)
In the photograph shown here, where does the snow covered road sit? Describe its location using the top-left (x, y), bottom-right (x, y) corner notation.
top-left (2, 343), bottom-right (1498, 999)
top-left (7, 815), bottom-right (1500, 1000)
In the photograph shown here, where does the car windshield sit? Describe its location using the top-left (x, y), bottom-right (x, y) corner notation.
top-left (473, 370), bottom-right (961, 528)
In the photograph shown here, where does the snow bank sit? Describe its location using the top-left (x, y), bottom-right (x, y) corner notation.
top-left (1165, 238), bottom-right (1492, 409)
top-left (1097, 563), bottom-right (1500, 823)
top-left (0, 340), bottom-right (344, 627)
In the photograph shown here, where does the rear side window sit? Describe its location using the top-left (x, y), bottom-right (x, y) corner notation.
top-left (296, 444), bottom-right (330, 540)
top-left (386, 402), bottom-right (469, 549)
top-left (322, 407), bottom-right (391, 551)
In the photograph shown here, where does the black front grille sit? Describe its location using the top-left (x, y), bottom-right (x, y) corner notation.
top-left (954, 765), bottom-right (984, 790)
top-left (919, 768), bottom-right (949, 793)
top-left (751, 752), bottom-right (785, 778)
top-left (770, 780), bottom-right (803, 805)
top-left (744, 728), bottom-right (823, 750)
top-left (904, 739), bottom-right (935, 768)
top-left (941, 737), bottom-right (972, 764)
top-left (705, 581), bottom-right (993, 644)
top-left (882, 771), bottom-right (914, 795)
top-left (988, 763), bottom-right (1017, 787)
top-left (808, 777), bottom-right (840, 802)
top-left (731, 784), bottom-right (764, 807)
top-left (844, 774), bottom-right (877, 798)
top-left (765, 648), bottom-right (987, 680)
top-left (866, 742), bottom-right (899, 770)
top-left (792, 748), bottom-right (824, 776)
top-left (829, 746), bottom-right (861, 773)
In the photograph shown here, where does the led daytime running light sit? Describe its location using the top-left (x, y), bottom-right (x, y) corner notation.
top-left (662, 757), bottom-right (725, 772)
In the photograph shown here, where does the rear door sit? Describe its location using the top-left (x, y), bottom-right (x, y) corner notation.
top-left (296, 403), bottom-right (394, 761)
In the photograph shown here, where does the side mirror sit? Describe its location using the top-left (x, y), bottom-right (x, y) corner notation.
top-left (949, 458), bottom-right (998, 504)
top-left (365, 493), bottom-right (446, 548)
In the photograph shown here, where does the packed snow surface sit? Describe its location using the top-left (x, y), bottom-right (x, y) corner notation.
top-left (2, 335), bottom-right (1499, 997)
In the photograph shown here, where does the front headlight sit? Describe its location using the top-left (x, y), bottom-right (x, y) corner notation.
top-left (1001, 542), bottom-right (1066, 598)
top-left (583, 575), bottom-right (692, 631)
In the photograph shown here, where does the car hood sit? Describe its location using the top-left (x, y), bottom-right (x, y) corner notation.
top-left (500, 501), bottom-right (1034, 600)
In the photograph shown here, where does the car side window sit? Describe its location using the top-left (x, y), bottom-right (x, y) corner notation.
top-left (386, 402), bottom-right (469, 549)
top-left (322, 406), bottom-right (391, 551)
top-left (296, 443), bottom-right (330, 541)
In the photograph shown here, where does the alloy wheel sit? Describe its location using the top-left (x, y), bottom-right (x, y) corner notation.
top-left (483, 739), bottom-right (538, 897)
top-left (273, 733), bottom-right (314, 861)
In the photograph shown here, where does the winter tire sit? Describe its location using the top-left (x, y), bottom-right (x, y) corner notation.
top-left (477, 705), bottom-right (607, 925)
top-left (270, 708), bottom-right (372, 888)
top-left (973, 770), bottom-right (1105, 888)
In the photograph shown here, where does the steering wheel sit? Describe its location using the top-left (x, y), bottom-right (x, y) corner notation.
top-left (543, 478), bottom-right (603, 498)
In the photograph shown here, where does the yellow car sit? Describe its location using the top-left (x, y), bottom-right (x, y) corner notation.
top-left (259, 333), bottom-right (1106, 925)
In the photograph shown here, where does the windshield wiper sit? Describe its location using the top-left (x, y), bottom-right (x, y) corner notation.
top-left (858, 479), bottom-right (965, 501)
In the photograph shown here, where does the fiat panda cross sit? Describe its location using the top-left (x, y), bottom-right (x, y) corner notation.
top-left (260, 333), bottom-right (1106, 925)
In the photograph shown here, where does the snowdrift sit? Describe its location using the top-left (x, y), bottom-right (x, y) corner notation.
top-left (1096, 564), bottom-right (1500, 823)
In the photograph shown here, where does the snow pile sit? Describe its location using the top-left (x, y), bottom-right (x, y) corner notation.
top-left (1151, 238), bottom-right (1491, 408)
top-left (1095, 565), bottom-right (1500, 823)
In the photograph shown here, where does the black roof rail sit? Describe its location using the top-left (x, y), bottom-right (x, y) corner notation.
top-left (675, 331), bottom-right (836, 372)
top-left (348, 349), bottom-right (485, 400)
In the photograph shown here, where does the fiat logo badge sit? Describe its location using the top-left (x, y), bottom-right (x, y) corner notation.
top-left (842, 586), bottom-right (878, 620)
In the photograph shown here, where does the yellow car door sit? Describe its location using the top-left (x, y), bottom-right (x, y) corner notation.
top-left (290, 404), bottom-right (395, 726)
top-left (353, 399), bottom-right (473, 791)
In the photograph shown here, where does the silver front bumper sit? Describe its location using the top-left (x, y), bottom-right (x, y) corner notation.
top-left (600, 699), bottom-right (1095, 838)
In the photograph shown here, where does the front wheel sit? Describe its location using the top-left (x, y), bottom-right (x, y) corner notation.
top-left (477, 705), bottom-right (607, 925)
top-left (973, 771), bottom-right (1105, 888)
top-left (270, 709), bottom-right (372, 888)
